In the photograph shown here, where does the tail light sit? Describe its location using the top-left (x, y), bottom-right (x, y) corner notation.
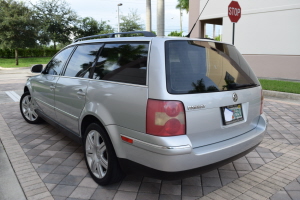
top-left (146, 99), bottom-right (186, 136)
top-left (260, 89), bottom-right (264, 115)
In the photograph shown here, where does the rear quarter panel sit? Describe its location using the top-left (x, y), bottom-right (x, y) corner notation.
top-left (82, 80), bottom-right (148, 134)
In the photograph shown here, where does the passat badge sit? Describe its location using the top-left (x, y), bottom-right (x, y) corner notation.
top-left (187, 105), bottom-right (205, 110)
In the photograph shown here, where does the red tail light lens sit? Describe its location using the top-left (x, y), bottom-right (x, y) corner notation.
top-left (146, 99), bottom-right (186, 136)
top-left (260, 89), bottom-right (264, 115)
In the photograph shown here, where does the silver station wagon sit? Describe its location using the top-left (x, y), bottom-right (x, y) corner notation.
top-left (20, 31), bottom-right (267, 185)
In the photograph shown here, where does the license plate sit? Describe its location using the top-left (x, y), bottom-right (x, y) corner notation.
top-left (221, 104), bottom-right (243, 125)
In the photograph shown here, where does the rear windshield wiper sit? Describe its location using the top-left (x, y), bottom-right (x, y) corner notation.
top-left (227, 83), bottom-right (259, 89)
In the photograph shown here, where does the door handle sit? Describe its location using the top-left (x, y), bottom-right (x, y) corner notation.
top-left (77, 89), bottom-right (86, 96)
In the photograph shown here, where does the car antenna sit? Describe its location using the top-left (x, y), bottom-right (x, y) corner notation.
top-left (186, 0), bottom-right (210, 38)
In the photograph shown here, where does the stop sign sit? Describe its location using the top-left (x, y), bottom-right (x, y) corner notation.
top-left (228, 1), bottom-right (241, 23)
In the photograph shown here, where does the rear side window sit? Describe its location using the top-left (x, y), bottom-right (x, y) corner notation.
top-left (93, 42), bottom-right (149, 85)
top-left (64, 44), bottom-right (102, 78)
top-left (165, 40), bottom-right (260, 94)
top-left (43, 47), bottom-right (74, 75)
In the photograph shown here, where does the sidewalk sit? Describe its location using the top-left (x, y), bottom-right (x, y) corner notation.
top-left (0, 139), bottom-right (26, 200)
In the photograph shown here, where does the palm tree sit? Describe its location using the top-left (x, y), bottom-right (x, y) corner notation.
top-left (176, 0), bottom-right (189, 32)
top-left (146, 0), bottom-right (152, 31)
top-left (176, 0), bottom-right (189, 13)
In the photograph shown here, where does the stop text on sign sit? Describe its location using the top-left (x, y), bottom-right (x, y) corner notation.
top-left (228, 7), bottom-right (240, 16)
top-left (228, 1), bottom-right (241, 23)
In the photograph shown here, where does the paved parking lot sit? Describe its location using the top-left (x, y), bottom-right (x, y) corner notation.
top-left (0, 69), bottom-right (300, 200)
top-left (0, 95), bottom-right (299, 200)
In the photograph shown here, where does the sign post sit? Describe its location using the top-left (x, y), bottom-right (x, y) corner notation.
top-left (228, 1), bottom-right (241, 45)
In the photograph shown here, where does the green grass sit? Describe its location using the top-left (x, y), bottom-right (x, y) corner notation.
top-left (259, 79), bottom-right (300, 94)
top-left (0, 57), bottom-right (51, 68)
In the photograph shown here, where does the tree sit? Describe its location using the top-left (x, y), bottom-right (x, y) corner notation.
top-left (98, 20), bottom-right (115, 35)
top-left (74, 17), bottom-right (114, 39)
top-left (120, 9), bottom-right (144, 33)
top-left (0, 0), bottom-right (38, 65)
top-left (31, 0), bottom-right (78, 49)
top-left (214, 35), bottom-right (221, 41)
top-left (75, 17), bottom-right (100, 38)
top-left (176, 0), bottom-right (189, 13)
top-left (176, 0), bottom-right (189, 32)
top-left (168, 31), bottom-right (183, 37)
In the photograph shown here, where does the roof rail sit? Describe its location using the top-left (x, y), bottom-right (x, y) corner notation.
top-left (201, 37), bottom-right (215, 40)
top-left (74, 31), bottom-right (156, 43)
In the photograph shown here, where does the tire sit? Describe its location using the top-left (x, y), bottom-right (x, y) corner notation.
top-left (83, 123), bottom-right (124, 185)
top-left (20, 92), bottom-right (43, 124)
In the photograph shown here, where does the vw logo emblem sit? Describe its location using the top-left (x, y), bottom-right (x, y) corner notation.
top-left (233, 93), bottom-right (238, 102)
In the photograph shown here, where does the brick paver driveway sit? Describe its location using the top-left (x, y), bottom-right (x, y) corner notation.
top-left (1, 95), bottom-right (300, 200)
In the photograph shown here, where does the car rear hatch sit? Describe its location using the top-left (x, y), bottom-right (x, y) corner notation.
top-left (165, 40), bottom-right (262, 148)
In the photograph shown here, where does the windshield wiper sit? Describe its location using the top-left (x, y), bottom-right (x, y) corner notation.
top-left (227, 83), bottom-right (259, 90)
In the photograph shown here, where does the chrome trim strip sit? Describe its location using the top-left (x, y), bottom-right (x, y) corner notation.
top-left (35, 98), bottom-right (78, 119)
top-left (59, 76), bottom-right (90, 80)
top-left (35, 98), bottom-right (55, 109)
top-left (89, 79), bottom-right (148, 88)
top-left (120, 134), bottom-right (192, 150)
top-left (55, 107), bottom-right (78, 119)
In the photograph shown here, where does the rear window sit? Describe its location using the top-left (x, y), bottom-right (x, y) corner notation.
top-left (165, 40), bottom-right (260, 94)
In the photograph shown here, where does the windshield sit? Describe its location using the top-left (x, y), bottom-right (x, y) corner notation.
top-left (165, 40), bottom-right (260, 94)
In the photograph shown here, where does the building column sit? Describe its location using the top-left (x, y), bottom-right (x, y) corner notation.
top-left (188, 0), bottom-right (201, 38)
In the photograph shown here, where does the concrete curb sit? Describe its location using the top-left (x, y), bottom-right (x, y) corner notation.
top-left (0, 64), bottom-right (46, 70)
top-left (0, 66), bottom-right (31, 70)
top-left (263, 90), bottom-right (300, 101)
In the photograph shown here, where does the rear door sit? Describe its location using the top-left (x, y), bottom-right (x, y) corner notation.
top-left (31, 47), bottom-right (75, 119)
top-left (164, 40), bottom-right (262, 148)
top-left (87, 41), bottom-right (150, 132)
top-left (55, 43), bottom-right (103, 134)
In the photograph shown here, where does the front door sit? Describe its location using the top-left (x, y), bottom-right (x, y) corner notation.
top-left (31, 47), bottom-right (75, 120)
top-left (54, 44), bottom-right (103, 134)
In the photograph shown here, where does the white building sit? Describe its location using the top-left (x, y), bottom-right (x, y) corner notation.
top-left (189, 0), bottom-right (300, 80)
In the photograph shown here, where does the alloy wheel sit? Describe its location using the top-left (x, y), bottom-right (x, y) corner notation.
top-left (21, 95), bottom-right (38, 122)
top-left (85, 130), bottom-right (108, 178)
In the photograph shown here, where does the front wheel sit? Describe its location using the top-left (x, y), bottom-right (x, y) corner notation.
top-left (20, 92), bottom-right (43, 124)
top-left (84, 123), bottom-right (124, 185)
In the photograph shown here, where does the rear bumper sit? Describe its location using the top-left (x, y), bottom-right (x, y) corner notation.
top-left (119, 142), bottom-right (260, 180)
top-left (113, 113), bottom-right (267, 175)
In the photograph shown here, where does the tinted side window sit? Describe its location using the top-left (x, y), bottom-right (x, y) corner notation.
top-left (43, 47), bottom-right (74, 75)
top-left (93, 42), bottom-right (149, 85)
top-left (64, 44), bottom-right (102, 78)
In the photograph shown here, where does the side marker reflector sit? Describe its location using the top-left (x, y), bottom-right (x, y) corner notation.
top-left (121, 136), bottom-right (133, 144)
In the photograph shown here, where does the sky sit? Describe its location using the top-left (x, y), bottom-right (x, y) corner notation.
top-left (27, 0), bottom-right (190, 36)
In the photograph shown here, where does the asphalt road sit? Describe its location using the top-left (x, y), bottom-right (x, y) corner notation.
top-left (0, 67), bottom-right (35, 91)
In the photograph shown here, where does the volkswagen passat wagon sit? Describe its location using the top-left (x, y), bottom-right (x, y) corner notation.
top-left (20, 31), bottom-right (267, 185)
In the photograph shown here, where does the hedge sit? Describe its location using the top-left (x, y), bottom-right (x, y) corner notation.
top-left (0, 48), bottom-right (60, 58)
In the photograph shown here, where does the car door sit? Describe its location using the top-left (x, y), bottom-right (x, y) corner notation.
top-left (54, 43), bottom-right (103, 134)
top-left (31, 47), bottom-right (75, 119)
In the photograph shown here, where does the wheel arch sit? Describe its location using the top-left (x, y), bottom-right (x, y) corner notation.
top-left (80, 115), bottom-right (109, 142)
top-left (80, 114), bottom-right (124, 158)
top-left (24, 86), bottom-right (29, 93)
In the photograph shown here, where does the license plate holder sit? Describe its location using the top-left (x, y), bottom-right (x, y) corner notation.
top-left (221, 104), bottom-right (244, 125)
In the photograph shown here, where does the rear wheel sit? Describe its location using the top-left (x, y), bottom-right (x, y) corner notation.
top-left (20, 92), bottom-right (43, 124)
top-left (84, 123), bottom-right (124, 185)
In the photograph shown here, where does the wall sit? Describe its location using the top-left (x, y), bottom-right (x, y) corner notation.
top-left (189, 0), bottom-right (300, 80)
top-left (244, 55), bottom-right (300, 80)
top-left (188, 0), bottom-right (201, 38)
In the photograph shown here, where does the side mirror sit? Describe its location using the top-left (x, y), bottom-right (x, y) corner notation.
top-left (31, 64), bottom-right (43, 73)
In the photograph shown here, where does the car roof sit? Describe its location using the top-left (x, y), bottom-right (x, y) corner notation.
top-left (71, 36), bottom-right (232, 46)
